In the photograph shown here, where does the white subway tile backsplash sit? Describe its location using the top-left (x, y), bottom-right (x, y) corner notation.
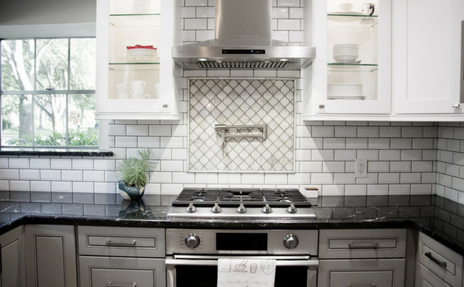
top-left (72, 159), bottom-right (94, 170)
top-left (278, 0), bottom-right (301, 7)
top-left (195, 173), bottom-right (218, 184)
top-left (20, 170), bottom-right (40, 181)
top-left (185, 0), bottom-right (208, 6)
top-left (108, 124), bottom-right (126, 136)
top-left (73, 182), bottom-right (94, 193)
top-left (0, 158), bottom-right (8, 168)
top-left (10, 181), bottom-right (30, 191)
top-left (196, 6), bottom-right (214, 17)
top-left (300, 162), bottom-right (323, 172)
top-left (115, 136), bottom-right (138, 148)
top-left (358, 127), bottom-right (379, 137)
top-left (345, 184), bottom-right (366, 195)
top-left (52, 181), bottom-right (72, 192)
top-left (184, 19), bottom-right (208, 30)
top-left (400, 173), bottom-right (422, 184)
top-left (242, 173), bottom-right (265, 184)
top-left (41, 170), bottom-right (61, 181)
top-left (0, 169), bottom-right (19, 180)
top-left (145, 183), bottom-right (161, 195)
top-left (289, 7), bottom-right (304, 18)
top-left (334, 150), bottom-right (356, 161)
top-left (95, 182), bottom-right (116, 193)
top-left (218, 173), bottom-right (241, 184)
top-left (161, 184), bottom-right (184, 195)
top-left (51, 159), bottom-right (72, 170)
top-left (62, 171), bottom-right (83, 181)
top-left (378, 173), bottom-right (400, 184)
top-left (277, 19), bottom-right (300, 30)
top-left (324, 138), bottom-right (345, 149)
top-left (264, 174), bottom-right (288, 184)
top-left (161, 161), bottom-right (184, 172)
top-left (367, 184), bottom-right (388, 195)
top-left (172, 172), bottom-right (194, 183)
top-left (31, 181), bottom-right (51, 192)
top-left (126, 125), bottom-right (149, 136)
top-left (94, 160), bottom-right (116, 171)
top-left (83, 171), bottom-right (105, 182)
top-left (389, 185), bottom-right (411, 195)
top-left (9, 158), bottom-right (29, 169)
top-left (30, 158), bottom-right (50, 169)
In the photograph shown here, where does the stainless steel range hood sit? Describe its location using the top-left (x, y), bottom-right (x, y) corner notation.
top-left (172, 0), bottom-right (316, 70)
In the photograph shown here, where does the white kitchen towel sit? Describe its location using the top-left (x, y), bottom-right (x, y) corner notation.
top-left (217, 258), bottom-right (276, 287)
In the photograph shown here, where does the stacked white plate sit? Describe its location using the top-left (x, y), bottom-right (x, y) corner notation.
top-left (333, 44), bottom-right (359, 63)
top-left (327, 83), bottom-right (365, 100)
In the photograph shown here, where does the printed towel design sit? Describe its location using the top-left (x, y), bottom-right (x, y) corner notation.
top-left (218, 259), bottom-right (276, 287)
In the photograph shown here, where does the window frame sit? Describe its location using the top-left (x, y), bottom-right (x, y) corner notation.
top-left (0, 37), bottom-right (100, 151)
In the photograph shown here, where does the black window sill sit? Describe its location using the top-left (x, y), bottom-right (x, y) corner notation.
top-left (0, 148), bottom-right (113, 157)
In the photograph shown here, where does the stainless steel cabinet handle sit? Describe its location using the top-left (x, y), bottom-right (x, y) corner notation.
top-left (107, 283), bottom-right (136, 287)
top-left (348, 242), bottom-right (379, 249)
top-left (452, 104), bottom-right (461, 108)
top-left (105, 240), bottom-right (136, 247)
top-left (424, 252), bottom-right (447, 269)
top-left (347, 285), bottom-right (376, 287)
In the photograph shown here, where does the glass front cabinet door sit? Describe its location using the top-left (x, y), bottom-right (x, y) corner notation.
top-left (96, 0), bottom-right (180, 120)
top-left (305, 0), bottom-right (392, 119)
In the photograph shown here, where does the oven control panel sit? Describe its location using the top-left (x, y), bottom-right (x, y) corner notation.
top-left (166, 229), bottom-right (318, 256)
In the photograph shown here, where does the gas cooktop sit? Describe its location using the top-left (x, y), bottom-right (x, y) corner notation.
top-left (168, 188), bottom-right (316, 219)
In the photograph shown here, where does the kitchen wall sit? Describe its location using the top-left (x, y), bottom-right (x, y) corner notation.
top-left (435, 123), bottom-right (464, 203)
top-left (0, 0), bottom-right (463, 203)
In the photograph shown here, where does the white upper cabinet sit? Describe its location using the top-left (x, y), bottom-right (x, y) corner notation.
top-left (305, 0), bottom-right (392, 119)
top-left (95, 0), bottom-right (180, 120)
top-left (392, 0), bottom-right (464, 117)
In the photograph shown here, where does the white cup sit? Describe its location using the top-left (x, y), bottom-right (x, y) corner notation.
top-left (131, 80), bottom-right (146, 94)
top-left (117, 83), bottom-right (130, 93)
top-left (362, 3), bottom-right (375, 16)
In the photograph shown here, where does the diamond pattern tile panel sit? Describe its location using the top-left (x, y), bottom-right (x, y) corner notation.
top-left (189, 79), bottom-right (294, 172)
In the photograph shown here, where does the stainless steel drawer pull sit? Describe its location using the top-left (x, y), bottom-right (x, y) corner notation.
top-left (107, 282), bottom-right (136, 287)
top-left (348, 242), bottom-right (379, 249)
top-left (346, 284), bottom-right (376, 287)
top-left (105, 240), bottom-right (137, 247)
top-left (424, 252), bottom-right (447, 269)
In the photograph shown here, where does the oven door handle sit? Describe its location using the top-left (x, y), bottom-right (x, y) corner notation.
top-left (165, 256), bottom-right (319, 267)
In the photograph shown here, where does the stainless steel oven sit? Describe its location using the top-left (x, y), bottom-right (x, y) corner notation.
top-left (165, 229), bottom-right (319, 287)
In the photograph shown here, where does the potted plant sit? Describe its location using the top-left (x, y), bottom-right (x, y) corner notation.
top-left (117, 149), bottom-right (156, 200)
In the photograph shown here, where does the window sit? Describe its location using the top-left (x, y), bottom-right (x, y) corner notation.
top-left (0, 38), bottom-right (98, 150)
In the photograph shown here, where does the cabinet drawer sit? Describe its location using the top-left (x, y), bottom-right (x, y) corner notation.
top-left (416, 263), bottom-right (452, 287)
top-left (79, 256), bottom-right (165, 287)
top-left (78, 226), bottom-right (165, 257)
top-left (418, 232), bottom-right (463, 287)
top-left (319, 229), bottom-right (407, 259)
top-left (318, 259), bottom-right (405, 287)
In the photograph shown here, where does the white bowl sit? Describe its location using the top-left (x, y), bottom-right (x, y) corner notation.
top-left (126, 48), bottom-right (157, 57)
top-left (333, 50), bottom-right (359, 55)
top-left (337, 3), bottom-right (354, 12)
top-left (328, 83), bottom-right (363, 97)
top-left (334, 44), bottom-right (359, 49)
top-left (333, 54), bottom-right (358, 63)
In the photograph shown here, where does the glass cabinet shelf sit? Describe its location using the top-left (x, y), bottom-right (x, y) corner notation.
top-left (109, 62), bottom-right (160, 65)
top-left (110, 13), bottom-right (160, 16)
top-left (328, 63), bottom-right (378, 67)
top-left (327, 14), bottom-right (377, 17)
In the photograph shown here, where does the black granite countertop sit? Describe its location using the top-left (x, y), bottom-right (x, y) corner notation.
top-left (0, 191), bottom-right (462, 255)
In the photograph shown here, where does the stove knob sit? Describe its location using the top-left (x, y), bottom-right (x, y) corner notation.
top-left (283, 234), bottom-right (299, 250)
top-left (286, 203), bottom-right (297, 214)
top-left (211, 203), bottom-right (222, 213)
top-left (262, 203), bottom-right (272, 214)
top-left (237, 203), bottom-right (247, 214)
top-left (186, 203), bottom-right (197, 213)
top-left (185, 234), bottom-right (201, 249)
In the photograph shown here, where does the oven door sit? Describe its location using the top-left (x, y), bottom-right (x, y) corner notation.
top-left (166, 255), bottom-right (318, 287)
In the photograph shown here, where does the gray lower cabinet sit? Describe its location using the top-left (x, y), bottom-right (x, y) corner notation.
top-left (318, 229), bottom-right (407, 287)
top-left (416, 232), bottom-right (463, 287)
top-left (78, 226), bottom-right (166, 287)
top-left (80, 256), bottom-right (165, 287)
top-left (0, 226), bottom-right (25, 287)
top-left (25, 225), bottom-right (77, 287)
top-left (318, 259), bottom-right (406, 287)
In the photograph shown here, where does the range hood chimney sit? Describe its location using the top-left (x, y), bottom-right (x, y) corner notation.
top-left (172, 0), bottom-right (316, 70)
